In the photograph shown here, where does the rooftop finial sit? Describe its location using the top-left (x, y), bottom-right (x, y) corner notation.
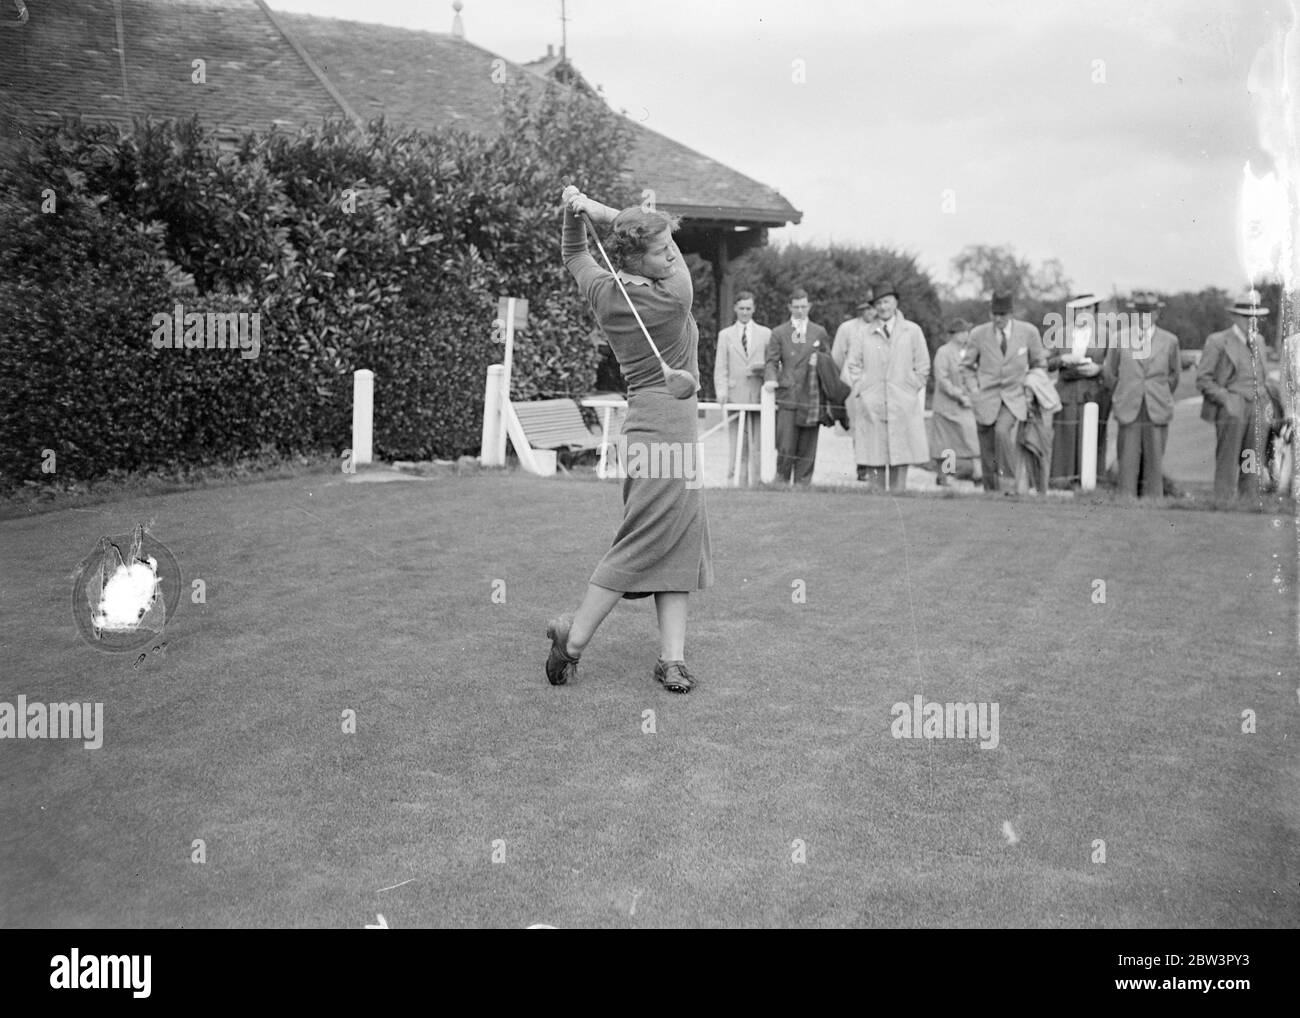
top-left (452, 0), bottom-right (464, 40)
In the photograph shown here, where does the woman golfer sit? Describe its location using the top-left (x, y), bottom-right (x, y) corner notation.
top-left (544, 185), bottom-right (713, 693)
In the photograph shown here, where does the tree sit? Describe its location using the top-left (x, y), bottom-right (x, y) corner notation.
top-left (732, 242), bottom-right (943, 341)
top-left (948, 244), bottom-right (1072, 303)
top-left (696, 242), bottom-right (943, 401)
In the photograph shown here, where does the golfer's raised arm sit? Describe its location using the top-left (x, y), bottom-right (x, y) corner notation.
top-left (561, 188), bottom-right (619, 298)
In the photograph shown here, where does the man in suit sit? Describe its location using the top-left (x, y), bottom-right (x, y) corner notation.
top-left (764, 288), bottom-right (831, 485)
top-left (1048, 293), bottom-right (1110, 488)
top-left (1104, 291), bottom-right (1182, 498)
top-left (714, 291), bottom-right (771, 486)
top-left (966, 290), bottom-right (1048, 491)
top-left (1198, 289), bottom-right (1271, 501)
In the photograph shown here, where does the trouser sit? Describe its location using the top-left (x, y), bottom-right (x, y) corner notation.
top-left (977, 404), bottom-right (1021, 491)
top-left (776, 409), bottom-right (819, 485)
top-left (1213, 401), bottom-right (1262, 500)
top-left (1051, 384), bottom-right (1110, 483)
top-left (1017, 443), bottom-right (1051, 494)
top-left (1116, 402), bottom-right (1168, 498)
top-left (725, 407), bottom-right (761, 486)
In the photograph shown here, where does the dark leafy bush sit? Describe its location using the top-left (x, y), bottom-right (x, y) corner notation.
top-left (0, 79), bottom-right (634, 488)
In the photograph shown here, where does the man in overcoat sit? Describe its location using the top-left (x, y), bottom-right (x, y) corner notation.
top-left (841, 282), bottom-right (931, 491)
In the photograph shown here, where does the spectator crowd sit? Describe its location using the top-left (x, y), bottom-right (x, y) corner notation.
top-left (711, 284), bottom-right (1295, 501)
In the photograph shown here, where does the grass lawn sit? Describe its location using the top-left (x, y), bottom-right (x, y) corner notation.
top-left (0, 470), bottom-right (1296, 928)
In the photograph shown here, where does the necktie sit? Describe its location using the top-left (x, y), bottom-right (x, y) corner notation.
top-left (999, 327), bottom-right (1007, 355)
top-left (741, 325), bottom-right (748, 356)
top-left (883, 321), bottom-right (892, 339)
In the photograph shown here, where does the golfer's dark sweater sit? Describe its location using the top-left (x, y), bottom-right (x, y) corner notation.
top-left (562, 209), bottom-right (699, 393)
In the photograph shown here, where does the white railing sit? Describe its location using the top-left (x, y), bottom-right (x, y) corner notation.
top-left (579, 389), bottom-right (777, 485)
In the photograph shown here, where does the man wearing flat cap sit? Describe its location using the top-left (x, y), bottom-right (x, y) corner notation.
top-left (1048, 293), bottom-right (1110, 488)
top-left (1104, 291), bottom-right (1182, 498)
top-left (832, 292), bottom-right (876, 473)
top-left (965, 290), bottom-right (1048, 491)
top-left (832, 290), bottom-right (876, 374)
top-left (1197, 289), bottom-right (1271, 500)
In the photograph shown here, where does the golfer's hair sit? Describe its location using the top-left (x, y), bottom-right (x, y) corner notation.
top-left (605, 207), bottom-right (681, 271)
top-left (735, 291), bottom-right (755, 304)
top-left (789, 288), bottom-right (809, 302)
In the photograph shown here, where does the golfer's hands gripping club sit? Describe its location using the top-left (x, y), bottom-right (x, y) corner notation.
top-left (562, 185), bottom-right (614, 225)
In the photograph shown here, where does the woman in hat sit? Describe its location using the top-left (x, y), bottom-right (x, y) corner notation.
top-left (543, 186), bottom-right (713, 694)
top-left (928, 318), bottom-right (981, 485)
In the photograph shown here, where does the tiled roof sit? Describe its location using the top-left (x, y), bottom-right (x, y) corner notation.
top-left (273, 14), bottom-right (508, 136)
top-left (275, 11), bottom-right (800, 225)
top-left (0, 0), bottom-right (345, 139)
top-left (0, 0), bottom-right (800, 224)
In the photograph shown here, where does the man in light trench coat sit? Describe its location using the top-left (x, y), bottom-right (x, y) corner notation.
top-left (841, 281), bottom-right (931, 491)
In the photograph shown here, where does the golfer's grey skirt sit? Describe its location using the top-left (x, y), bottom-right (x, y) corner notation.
top-left (591, 387), bottom-right (714, 596)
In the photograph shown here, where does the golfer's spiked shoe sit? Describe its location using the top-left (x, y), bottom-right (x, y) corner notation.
top-left (654, 658), bottom-right (696, 694)
top-left (545, 614), bottom-right (580, 686)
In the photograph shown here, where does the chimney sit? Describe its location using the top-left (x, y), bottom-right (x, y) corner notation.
top-left (451, 0), bottom-right (464, 40)
top-left (546, 44), bottom-right (554, 58)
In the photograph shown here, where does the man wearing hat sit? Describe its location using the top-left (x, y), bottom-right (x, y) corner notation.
top-left (1048, 293), bottom-right (1110, 488)
top-left (832, 290), bottom-right (876, 373)
top-left (831, 291), bottom-right (876, 473)
top-left (965, 290), bottom-right (1048, 491)
top-left (714, 290), bottom-right (771, 486)
top-left (1197, 289), bottom-right (1270, 500)
top-left (928, 317), bottom-right (981, 485)
top-left (841, 282), bottom-right (931, 490)
top-left (1104, 291), bottom-right (1182, 498)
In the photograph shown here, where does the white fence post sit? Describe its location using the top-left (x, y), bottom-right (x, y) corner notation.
top-left (480, 364), bottom-right (504, 466)
top-left (495, 299), bottom-right (519, 468)
top-left (352, 369), bottom-right (373, 466)
top-left (760, 385), bottom-right (777, 483)
top-left (1080, 401), bottom-right (1099, 492)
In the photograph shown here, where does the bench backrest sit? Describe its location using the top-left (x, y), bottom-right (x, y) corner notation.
top-left (511, 399), bottom-right (600, 451)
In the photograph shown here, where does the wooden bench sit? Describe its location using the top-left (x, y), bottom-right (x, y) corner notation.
top-left (510, 398), bottom-right (602, 453)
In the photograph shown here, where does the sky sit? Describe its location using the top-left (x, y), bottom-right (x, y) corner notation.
top-left (266, 0), bottom-right (1294, 298)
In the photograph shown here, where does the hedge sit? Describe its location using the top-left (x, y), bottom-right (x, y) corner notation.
top-left (0, 80), bottom-right (635, 489)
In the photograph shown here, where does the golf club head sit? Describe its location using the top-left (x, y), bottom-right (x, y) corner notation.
top-left (662, 367), bottom-right (697, 400)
